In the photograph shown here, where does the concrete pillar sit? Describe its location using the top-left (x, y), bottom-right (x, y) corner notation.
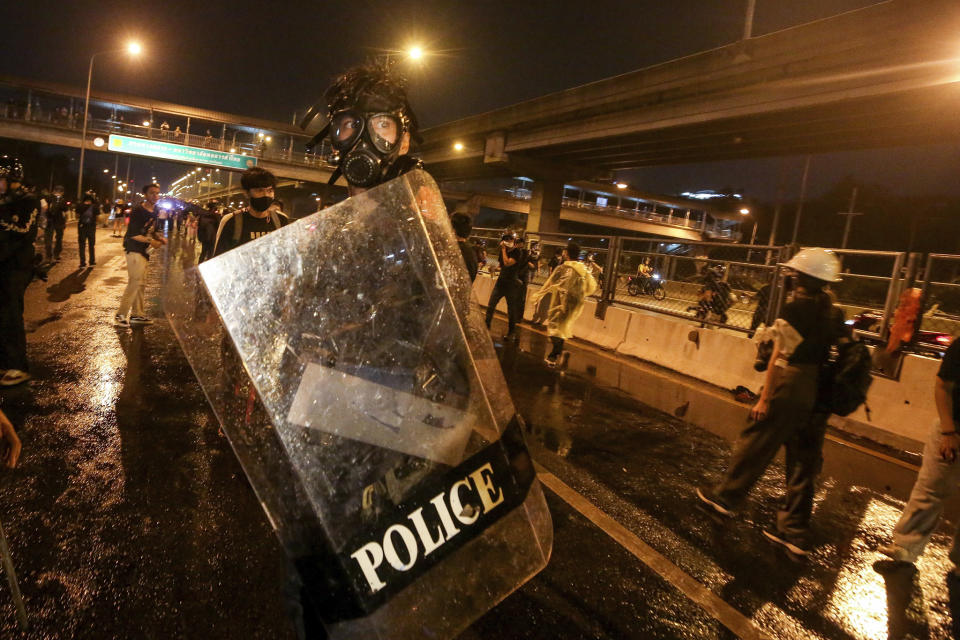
top-left (527, 180), bottom-right (563, 234)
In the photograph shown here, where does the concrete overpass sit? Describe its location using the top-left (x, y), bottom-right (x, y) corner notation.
top-left (418, 0), bottom-right (960, 231)
top-left (0, 75), bottom-right (334, 183)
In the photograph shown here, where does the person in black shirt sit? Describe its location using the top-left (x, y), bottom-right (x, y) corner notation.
top-left (115, 183), bottom-right (166, 327)
top-left (450, 212), bottom-right (478, 282)
top-left (76, 190), bottom-right (100, 267)
top-left (213, 168), bottom-right (290, 256)
top-left (44, 185), bottom-right (67, 262)
top-left (484, 232), bottom-right (524, 339)
top-left (698, 248), bottom-right (850, 556)
top-left (197, 201), bottom-right (221, 263)
top-left (880, 339), bottom-right (960, 571)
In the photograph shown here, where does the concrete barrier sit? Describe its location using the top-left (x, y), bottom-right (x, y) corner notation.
top-left (474, 276), bottom-right (939, 450)
top-left (572, 303), bottom-right (632, 351)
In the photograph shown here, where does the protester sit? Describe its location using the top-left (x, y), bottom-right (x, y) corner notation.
top-left (484, 232), bottom-right (524, 340)
top-left (114, 183), bottom-right (166, 328)
top-left (213, 168), bottom-right (290, 256)
top-left (197, 201), bottom-right (221, 262)
top-left (697, 248), bottom-right (849, 557)
top-left (450, 212), bottom-right (478, 282)
top-left (111, 200), bottom-right (125, 237)
top-left (879, 336), bottom-right (960, 574)
top-left (43, 185), bottom-right (67, 262)
top-left (76, 190), bottom-right (100, 267)
top-left (0, 156), bottom-right (39, 386)
top-left (532, 242), bottom-right (597, 367)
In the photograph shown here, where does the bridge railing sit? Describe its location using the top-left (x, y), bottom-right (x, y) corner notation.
top-left (918, 254), bottom-right (960, 349)
top-left (0, 82), bottom-right (333, 170)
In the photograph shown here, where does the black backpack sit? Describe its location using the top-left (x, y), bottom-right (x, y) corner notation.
top-left (78, 202), bottom-right (97, 225)
top-left (821, 341), bottom-right (873, 417)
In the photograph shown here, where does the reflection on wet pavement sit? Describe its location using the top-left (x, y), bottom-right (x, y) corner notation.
top-left (1, 226), bottom-right (958, 639)
top-left (485, 322), bottom-right (960, 639)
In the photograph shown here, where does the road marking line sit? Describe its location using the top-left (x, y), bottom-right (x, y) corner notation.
top-left (536, 468), bottom-right (771, 640)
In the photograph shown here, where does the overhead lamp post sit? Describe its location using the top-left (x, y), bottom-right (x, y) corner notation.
top-left (77, 41), bottom-right (142, 201)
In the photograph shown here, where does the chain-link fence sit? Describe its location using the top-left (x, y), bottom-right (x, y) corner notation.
top-left (607, 238), bottom-right (783, 332)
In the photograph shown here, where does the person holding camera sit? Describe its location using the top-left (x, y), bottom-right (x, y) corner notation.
top-left (484, 232), bottom-right (524, 340)
top-left (697, 248), bottom-right (849, 557)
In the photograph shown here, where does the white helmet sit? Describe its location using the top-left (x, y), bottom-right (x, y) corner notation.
top-left (781, 247), bottom-right (841, 282)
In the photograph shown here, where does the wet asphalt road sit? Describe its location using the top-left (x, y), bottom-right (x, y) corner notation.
top-left (0, 226), bottom-right (958, 639)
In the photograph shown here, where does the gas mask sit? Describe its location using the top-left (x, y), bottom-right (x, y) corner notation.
top-left (328, 110), bottom-right (407, 188)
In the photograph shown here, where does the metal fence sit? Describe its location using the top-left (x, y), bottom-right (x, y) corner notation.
top-left (472, 233), bottom-right (944, 352)
top-left (919, 254), bottom-right (960, 339)
top-left (606, 238), bottom-right (783, 332)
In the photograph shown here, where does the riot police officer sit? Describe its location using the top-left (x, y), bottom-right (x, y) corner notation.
top-left (0, 156), bottom-right (40, 386)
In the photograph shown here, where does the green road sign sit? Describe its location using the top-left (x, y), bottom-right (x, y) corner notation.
top-left (108, 135), bottom-right (257, 171)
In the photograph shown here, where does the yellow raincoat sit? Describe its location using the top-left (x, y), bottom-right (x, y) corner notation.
top-left (531, 261), bottom-right (598, 340)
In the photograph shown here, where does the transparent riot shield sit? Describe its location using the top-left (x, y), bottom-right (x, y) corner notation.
top-left (163, 170), bottom-right (552, 639)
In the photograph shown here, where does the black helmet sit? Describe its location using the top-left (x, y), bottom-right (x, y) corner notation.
top-left (0, 155), bottom-right (24, 182)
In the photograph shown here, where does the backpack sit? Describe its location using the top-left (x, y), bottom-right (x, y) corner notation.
top-left (821, 341), bottom-right (873, 416)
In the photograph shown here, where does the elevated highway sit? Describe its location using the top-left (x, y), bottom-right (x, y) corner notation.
top-left (419, 0), bottom-right (960, 179)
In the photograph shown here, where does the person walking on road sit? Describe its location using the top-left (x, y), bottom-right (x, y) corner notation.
top-left (43, 185), bottom-right (67, 262)
top-left (697, 248), bottom-right (849, 557)
top-left (0, 156), bottom-right (39, 387)
top-left (879, 337), bottom-right (960, 574)
top-left (115, 183), bottom-right (166, 328)
top-left (532, 242), bottom-right (597, 367)
top-left (213, 168), bottom-right (290, 257)
top-left (76, 190), bottom-right (99, 268)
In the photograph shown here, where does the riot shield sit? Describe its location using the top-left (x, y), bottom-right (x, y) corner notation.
top-left (163, 170), bottom-right (552, 639)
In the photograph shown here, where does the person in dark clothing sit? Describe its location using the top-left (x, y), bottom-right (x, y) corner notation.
top-left (0, 156), bottom-right (39, 386)
top-left (197, 201), bottom-right (221, 263)
top-left (749, 282), bottom-right (772, 335)
top-left (44, 184), bottom-right (67, 262)
top-left (76, 190), bottom-right (100, 267)
top-left (213, 168), bottom-right (290, 257)
top-left (697, 248), bottom-right (850, 556)
top-left (484, 232), bottom-right (524, 339)
top-left (450, 212), bottom-right (478, 282)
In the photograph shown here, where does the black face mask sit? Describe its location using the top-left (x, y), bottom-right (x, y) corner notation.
top-left (249, 196), bottom-right (273, 212)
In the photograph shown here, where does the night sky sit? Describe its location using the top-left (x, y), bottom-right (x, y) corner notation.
top-left (3, 0), bottom-right (958, 205)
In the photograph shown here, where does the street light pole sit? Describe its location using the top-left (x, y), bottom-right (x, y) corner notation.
top-left (77, 43), bottom-right (141, 201)
top-left (77, 53), bottom-right (98, 201)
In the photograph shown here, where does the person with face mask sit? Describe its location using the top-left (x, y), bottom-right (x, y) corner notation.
top-left (301, 62), bottom-right (422, 195)
top-left (212, 167), bottom-right (290, 257)
top-left (0, 156), bottom-right (39, 386)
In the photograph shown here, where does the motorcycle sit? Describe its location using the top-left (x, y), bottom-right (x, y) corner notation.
top-left (626, 273), bottom-right (666, 300)
top-left (847, 311), bottom-right (952, 355)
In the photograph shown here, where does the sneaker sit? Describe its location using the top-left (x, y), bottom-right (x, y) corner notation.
top-left (114, 315), bottom-right (130, 328)
top-left (878, 543), bottom-right (916, 564)
top-left (0, 370), bottom-right (31, 387)
top-left (90, 262), bottom-right (96, 266)
top-left (129, 316), bottom-right (154, 325)
top-left (79, 263), bottom-right (86, 268)
top-left (763, 529), bottom-right (809, 556)
top-left (696, 487), bottom-right (735, 517)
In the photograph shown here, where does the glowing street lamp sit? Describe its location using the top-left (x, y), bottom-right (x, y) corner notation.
top-left (616, 182), bottom-right (628, 189)
top-left (77, 41), bottom-right (143, 200)
top-left (453, 142), bottom-right (464, 151)
top-left (408, 46), bottom-right (424, 60)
